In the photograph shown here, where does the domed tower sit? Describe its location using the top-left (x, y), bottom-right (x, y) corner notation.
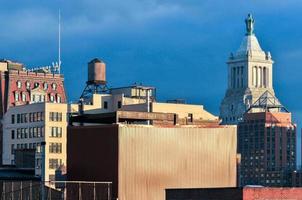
top-left (220, 14), bottom-right (278, 124)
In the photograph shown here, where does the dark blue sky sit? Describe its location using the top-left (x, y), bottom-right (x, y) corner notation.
top-left (1, 1), bottom-right (301, 163)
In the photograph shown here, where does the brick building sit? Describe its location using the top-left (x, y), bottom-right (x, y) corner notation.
top-left (0, 59), bottom-right (66, 164)
top-left (238, 91), bottom-right (297, 186)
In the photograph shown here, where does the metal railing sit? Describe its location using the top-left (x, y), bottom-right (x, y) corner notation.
top-left (0, 180), bottom-right (112, 200)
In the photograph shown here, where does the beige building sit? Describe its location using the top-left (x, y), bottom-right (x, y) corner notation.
top-left (2, 102), bottom-right (68, 181)
top-left (72, 85), bottom-right (218, 124)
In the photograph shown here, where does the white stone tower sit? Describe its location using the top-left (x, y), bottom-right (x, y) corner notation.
top-left (220, 14), bottom-right (276, 124)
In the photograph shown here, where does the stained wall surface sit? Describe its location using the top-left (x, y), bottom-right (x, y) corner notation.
top-left (243, 187), bottom-right (302, 200)
top-left (118, 125), bottom-right (237, 200)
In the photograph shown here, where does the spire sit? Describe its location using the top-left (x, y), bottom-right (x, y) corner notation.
top-left (245, 14), bottom-right (255, 35)
top-left (58, 9), bottom-right (61, 74)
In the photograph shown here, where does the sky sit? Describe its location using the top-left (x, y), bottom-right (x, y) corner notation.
top-left (0, 1), bottom-right (301, 163)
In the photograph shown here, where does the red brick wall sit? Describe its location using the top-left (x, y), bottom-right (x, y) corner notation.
top-left (244, 187), bottom-right (302, 200)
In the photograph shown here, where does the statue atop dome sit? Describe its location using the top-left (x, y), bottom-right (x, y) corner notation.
top-left (245, 14), bottom-right (255, 35)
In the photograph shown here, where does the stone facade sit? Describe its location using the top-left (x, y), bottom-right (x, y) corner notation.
top-left (220, 14), bottom-right (277, 124)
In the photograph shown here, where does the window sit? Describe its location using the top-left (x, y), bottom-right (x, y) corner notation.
top-left (11, 144), bottom-right (15, 154)
top-left (188, 113), bottom-right (193, 123)
top-left (37, 127), bottom-right (43, 137)
top-left (11, 115), bottom-right (15, 124)
top-left (43, 82), bottom-right (48, 90)
top-left (40, 112), bottom-right (44, 121)
top-left (34, 82), bottom-right (39, 88)
top-left (57, 96), bottom-right (61, 103)
top-left (50, 127), bottom-right (62, 137)
top-left (103, 101), bottom-right (108, 109)
top-left (11, 130), bottom-right (15, 139)
top-left (36, 143), bottom-right (41, 153)
top-left (50, 95), bottom-right (54, 102)
top-left (17, 128), bottom-right (21, 139)
top-left (49, 112), bottom-right (62, 122)
top-left (33, 127), bottom-right (37, 138)
top-left (17, 81), bottom-right (22, 88)
top-left (29, 113), bottom-right (32, 122)
top-left (49, 143), bottom-right (62, 153)
top-left (17, 114), bottom-right (20, 123)
top-left (49, 159), bottom-right (62, 169)
top-left (26, 81), bottom-right (30, 89)
top-left (36, 158), bottom-right (41, 169)
top-left (49, 175), bottom-right (55, 181)
top-left (29, 128), bottom-right (33, 138)
top-left (24, 113), bottom-right (28, 123)
top-left (117, 101), bottom-right (122, 109)
top-left (21, 128), bottom-right (24, 138)
top-left (52, 83), bottom-right (57, 90)
top-left (15, 92), bottom-right (19, 102)
top-left (22, 93), bottom-right (26, 101)
top-left (24, 128), bottom-right (28, 138)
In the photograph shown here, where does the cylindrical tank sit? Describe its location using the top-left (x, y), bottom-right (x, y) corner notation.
top-left (88, 58), bottom-right (106, 84)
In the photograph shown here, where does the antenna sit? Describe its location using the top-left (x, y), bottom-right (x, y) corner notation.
top-left (58, 9), bottom-right (61, 74)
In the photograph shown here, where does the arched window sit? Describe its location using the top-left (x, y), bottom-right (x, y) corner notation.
top-left (52, 83), bottom-right (57, 90)
top-left (263, 67), bottom-right (267, 87)
top-left (257, 67), bottom-right (261, 87)
top-left (259, 66), bottom-right (262, 87)
top-left (43, 83), bottom-right (48, 90)
top-left (253, 66), bottom-right (257, 86)
top-left (50, 95), bottom-right (54, 102)
top-left (26, 81), bottom-right (30, 89)
top-left (266, 68), bottom-right (269, 87)
top-left (34, 82), bottom-right (39, 88)
top-left (57, 95), bottom-right (61, 103)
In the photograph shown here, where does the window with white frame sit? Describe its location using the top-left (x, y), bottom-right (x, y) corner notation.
top-left (43, 82), bottom-right (48, 90)
top-left (26, 81), bottom-right (30, 89)
top-left (17, 81), bottom-right (22, 88)
top-left (22, 92), bottom-right (26, 101)
top-left (15, 92), bottom-right (19, 101)
top-left (52, 83), bottom-right (57, 90)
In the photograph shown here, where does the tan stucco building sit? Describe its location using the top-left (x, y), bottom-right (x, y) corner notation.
top-left (2, 102), bottom-right (68, 181)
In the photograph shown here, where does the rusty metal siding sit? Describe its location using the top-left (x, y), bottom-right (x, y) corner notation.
top-left (118, 126), bottom-right (237, 200)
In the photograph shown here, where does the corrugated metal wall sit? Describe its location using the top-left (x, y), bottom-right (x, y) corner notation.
top-left (118, 126), bottom-right (237, 200)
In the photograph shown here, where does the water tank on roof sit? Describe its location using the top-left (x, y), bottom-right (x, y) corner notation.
top-left (87, 58), bottom-right (106, 84)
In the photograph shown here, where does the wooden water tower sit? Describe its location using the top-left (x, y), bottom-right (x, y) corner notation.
top-left (80, 58), bottom-right (108, 100)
